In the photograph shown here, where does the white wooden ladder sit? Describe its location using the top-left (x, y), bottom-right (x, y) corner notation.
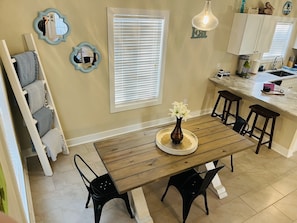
top-left (0, 33), bottom-right (69, 176)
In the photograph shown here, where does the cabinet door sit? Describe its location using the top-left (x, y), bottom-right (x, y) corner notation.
top-left (239, 15), bottom-right (263, 55)
top-left (256, 16), bottom-right (276, 53)
top-left (227, 13), bottom-right (274, 55)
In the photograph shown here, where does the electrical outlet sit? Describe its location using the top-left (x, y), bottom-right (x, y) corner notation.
top-left (217, 63), bottom-right (221, 70)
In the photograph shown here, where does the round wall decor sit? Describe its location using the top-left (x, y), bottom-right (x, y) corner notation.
top-left (283, 1), bottom-right (292, 15)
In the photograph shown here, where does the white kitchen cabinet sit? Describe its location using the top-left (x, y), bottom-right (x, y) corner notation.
top-left (227, 13), bottom-right (276, 55)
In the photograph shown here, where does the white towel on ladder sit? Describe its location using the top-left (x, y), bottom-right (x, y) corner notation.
top-left (41, 128), bottom-right (63, 161)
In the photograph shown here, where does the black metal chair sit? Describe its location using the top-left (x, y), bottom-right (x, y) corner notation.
top-left (161, 166), bottom-right (224, 223)
top-left (73, 154), bottom-right (134, 223)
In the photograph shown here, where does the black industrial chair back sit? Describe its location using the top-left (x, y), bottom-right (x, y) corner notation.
top-left (73, 154), bottom-right (134, 223)
top-left (233, 115), bottom-right (247, 134)
top-left (161, 166), bottom-right (224, 223)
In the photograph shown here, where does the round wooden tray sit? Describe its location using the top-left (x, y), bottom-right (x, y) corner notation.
top-left (155, 128), bottom-right (198, 155)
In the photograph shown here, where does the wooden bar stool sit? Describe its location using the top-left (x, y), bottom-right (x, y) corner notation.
top-left (244, 104), bottom-right (280, 154)
top-left (211, 90), bottom-right (242, 125)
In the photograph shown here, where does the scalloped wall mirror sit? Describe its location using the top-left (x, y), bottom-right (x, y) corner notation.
top-left (70, 42), bottom-right (102, 73)
top-left (33, 8), bottom-right (70, 45)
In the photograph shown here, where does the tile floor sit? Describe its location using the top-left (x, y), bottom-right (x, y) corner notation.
top-left (28, 142), bottom-right (297, 223)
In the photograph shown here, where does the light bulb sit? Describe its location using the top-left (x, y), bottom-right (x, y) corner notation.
top-left (192, 0), bottom-right (219, 31)
top-left (203, 15), bottom-right (209, 25)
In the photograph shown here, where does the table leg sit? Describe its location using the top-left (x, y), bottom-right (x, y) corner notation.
top-left (205, 162), bottom-right (228, 199)
top-left (129, 187), bottom-right (154, 223)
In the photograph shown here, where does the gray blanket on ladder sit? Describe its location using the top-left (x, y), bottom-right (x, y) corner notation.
top-left (33, 106), bottom-right (53, 137)
top-left (13, 51), bottom-right (39, 87)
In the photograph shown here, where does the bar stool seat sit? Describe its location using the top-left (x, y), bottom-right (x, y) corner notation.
top-left (211, 90), bottom-right (242, 125)
top-left (244, 104), bottom-right (280, 154)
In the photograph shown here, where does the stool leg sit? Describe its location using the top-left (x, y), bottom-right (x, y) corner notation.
top-left (224, 100), bottom-right (232, 125)
top-left (249, 113), bottom-right (258, 137)
top-left (268, 117), bottom-right (277, 149)
top-left (230, 154), bottom-right (234, 172)
top-left (256, 117), bottom-right (269, 154)
top-left (222, 99), bottom-right (228, 122)
top-left (211, 95), bottom-right (221, 117)
top-left (242, 110), bottom-right (252, 135)
top-left (235, 100), bottom-right (240, 120)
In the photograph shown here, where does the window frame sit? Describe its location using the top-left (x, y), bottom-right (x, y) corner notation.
top-left (107, 7), bottom-right (169, 113)
top-left (261, 17), bottom-right (295, 62)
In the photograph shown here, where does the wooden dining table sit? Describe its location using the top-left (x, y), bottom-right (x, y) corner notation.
top-left (94, 115), bottom-right (255, 223)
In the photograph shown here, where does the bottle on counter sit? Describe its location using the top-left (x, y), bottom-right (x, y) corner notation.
top-left (287, 56), bottom-right (295, 68)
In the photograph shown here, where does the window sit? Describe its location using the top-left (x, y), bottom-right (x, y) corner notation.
top-left (262, 21), bottom-right (293, 61)
top-left (108, 8), bottom-right (169, 113)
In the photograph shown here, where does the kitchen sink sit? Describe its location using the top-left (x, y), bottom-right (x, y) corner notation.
top-left (268, 70), bottom-right (294, 77)
top-left (271, 80), bottom-right (282, 86)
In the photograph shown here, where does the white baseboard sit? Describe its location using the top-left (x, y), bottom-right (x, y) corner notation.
top-left (271, 141), bottom-right (293, 158)
top-left (66, 110), bottom-right (210, 147)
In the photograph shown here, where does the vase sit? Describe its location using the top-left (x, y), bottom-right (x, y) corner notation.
top-left (171, 117), bottom-right (183, 144)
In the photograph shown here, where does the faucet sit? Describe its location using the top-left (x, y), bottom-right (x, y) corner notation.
top-left (271, 56), bottom-right (283, 70)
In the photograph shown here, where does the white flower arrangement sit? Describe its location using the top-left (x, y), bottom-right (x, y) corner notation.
top-left (169, 101), bottom-right (190, 121)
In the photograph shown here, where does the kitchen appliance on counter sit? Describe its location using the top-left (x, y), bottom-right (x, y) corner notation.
top-left (250, 60), bottom-right (260, 74)
top-left (236, 55), bottom-right (249, 75)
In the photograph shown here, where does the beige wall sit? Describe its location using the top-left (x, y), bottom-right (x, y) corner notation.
top-left (0, 0), bottom-right (296, 145)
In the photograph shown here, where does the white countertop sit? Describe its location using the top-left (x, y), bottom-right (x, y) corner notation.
top-left (209, 70), bottom-right (297, 117)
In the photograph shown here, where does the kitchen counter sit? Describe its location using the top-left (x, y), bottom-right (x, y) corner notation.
top-left (209, 70), bottom-right (297, 157)
top-left (209, 71), bottom-right (297, 118)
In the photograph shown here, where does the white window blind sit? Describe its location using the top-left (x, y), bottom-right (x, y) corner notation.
top-left (108, 8), bottom-right (169, 113)
top-left (262, 21), bottom-right (293, 60)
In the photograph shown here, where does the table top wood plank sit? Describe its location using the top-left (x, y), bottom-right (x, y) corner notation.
top-left (94, 115), bottom-right (255, 193)
top-left (97, 128), bottom-right (161, 154)
top-left (113, 139), bottom-right (254, 193)
top-left (112, 139), bottom-right (253, 191)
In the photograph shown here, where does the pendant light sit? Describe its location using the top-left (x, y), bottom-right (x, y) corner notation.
top-left (192, 0), bottom-right (219, 31)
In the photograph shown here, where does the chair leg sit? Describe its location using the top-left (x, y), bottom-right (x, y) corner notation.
top-left (182, 197), bottom-right (194, 223)
top-left (122, 193), bottom-right (134, 218)
top-left (203, 192), bottom-right (209, 215)
top-left (93, 199), bottom-right (103, 223)
top-left (85, 192), bottom-right (91, 208)
top-left (161, 184), bottom-right (171, 201)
